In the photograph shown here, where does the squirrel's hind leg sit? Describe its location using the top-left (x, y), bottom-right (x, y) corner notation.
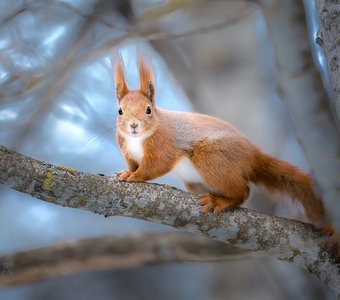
top-left (183, 182), bottom-right (240, 215)
top-left (198, 193), bottom-right (246, 216)
top-left (198, 181), bottom-right (250, 216)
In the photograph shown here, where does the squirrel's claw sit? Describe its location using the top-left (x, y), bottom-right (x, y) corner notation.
top-left (199, 194), bottom-right (216, 213)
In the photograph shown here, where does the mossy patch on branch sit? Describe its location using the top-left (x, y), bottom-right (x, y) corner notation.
top-left (43, 171), bottom-right (56, 192)
top-left (57, 166), bottom-right (76, 173)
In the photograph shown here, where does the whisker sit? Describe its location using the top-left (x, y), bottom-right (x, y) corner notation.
top-left (84, 128), bottom-right (115, 150)
top-left (85, 134), bottom-right (105, 149)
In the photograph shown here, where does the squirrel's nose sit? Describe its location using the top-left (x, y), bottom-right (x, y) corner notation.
top-left (130, 123), bottom-right (138, 129)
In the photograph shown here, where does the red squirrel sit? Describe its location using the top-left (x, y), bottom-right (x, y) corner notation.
top-left (114, 54), bottom-right (332, 233)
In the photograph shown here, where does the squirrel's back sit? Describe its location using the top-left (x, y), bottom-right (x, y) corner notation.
top-left (157, 108), bottom-right (247, 147)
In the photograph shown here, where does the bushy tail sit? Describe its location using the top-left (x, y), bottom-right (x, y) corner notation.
top-left (252, 150), bottom-right (329, 229)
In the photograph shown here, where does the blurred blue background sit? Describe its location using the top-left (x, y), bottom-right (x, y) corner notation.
top-left (0, 1), bottom-right (335, 299)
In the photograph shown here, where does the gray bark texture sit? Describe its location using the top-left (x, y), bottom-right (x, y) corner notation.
top-left (0, 145), bottom-right (339, 295)
top-left (316, 0), bottom-right (340, 119)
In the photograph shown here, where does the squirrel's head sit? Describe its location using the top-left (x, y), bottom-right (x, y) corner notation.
top-left (114, 53), bottom-right (158, 138)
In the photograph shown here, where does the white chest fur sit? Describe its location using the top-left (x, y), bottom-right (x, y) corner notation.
top-left (171, 156), bottom-right (204, 183)
top-left (125, 135), bottom-right (144, 163)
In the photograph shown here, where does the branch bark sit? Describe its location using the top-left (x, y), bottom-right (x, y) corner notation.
top-left (316, 0), bottom-right (340, 120)
top-left (0, 145), bottom-right (339, 295)
top-left (0, 232), bottom-right (255, 287)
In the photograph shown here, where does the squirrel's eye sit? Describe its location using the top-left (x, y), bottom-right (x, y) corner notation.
top-left (146, 106), bottom-right (152, 115)
top-left (118, 107), bottom-right (123, 115)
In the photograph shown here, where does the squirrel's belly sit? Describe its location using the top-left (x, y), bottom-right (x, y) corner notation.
top-left (171, 156), bottom-right (205, 184)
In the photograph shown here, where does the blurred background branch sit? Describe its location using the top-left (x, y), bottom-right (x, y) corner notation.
top-left (0, 232), bottom-right (254, 287)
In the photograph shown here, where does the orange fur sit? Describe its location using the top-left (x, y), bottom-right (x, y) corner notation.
top-left (251, 151), bottom-right (326, 225)
top-left (113, 54), bottom-right (332, 234)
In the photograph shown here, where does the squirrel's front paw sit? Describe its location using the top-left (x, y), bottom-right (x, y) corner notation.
top-left (117, 170), bottom-right (132, 181)
top-left (125, 173), bottom-right (145, 182)
top-left (117, 170), bottom-right (145, 182)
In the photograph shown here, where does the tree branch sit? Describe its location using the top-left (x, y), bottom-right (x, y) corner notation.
top-left (0, 145), bottom-right (339, 295)
top-left (0, 232), bottom-right (255, 287)
top-left (316, 0), bottom-right (340, 120)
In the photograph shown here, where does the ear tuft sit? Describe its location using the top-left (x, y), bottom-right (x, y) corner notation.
top-left (115, 83), bottom-right (124, 101)
top-left (112, 53), bottom-right (129, 102)
top-left (147, 80), bottom-right (154, 101)
top-left (138, 51), bottom-right (155, 102)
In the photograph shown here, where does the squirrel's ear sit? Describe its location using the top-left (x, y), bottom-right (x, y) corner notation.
top-left (112, 54), bottom-right (129, 102)
top-left (138, 52), bottom-right (155, 103)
